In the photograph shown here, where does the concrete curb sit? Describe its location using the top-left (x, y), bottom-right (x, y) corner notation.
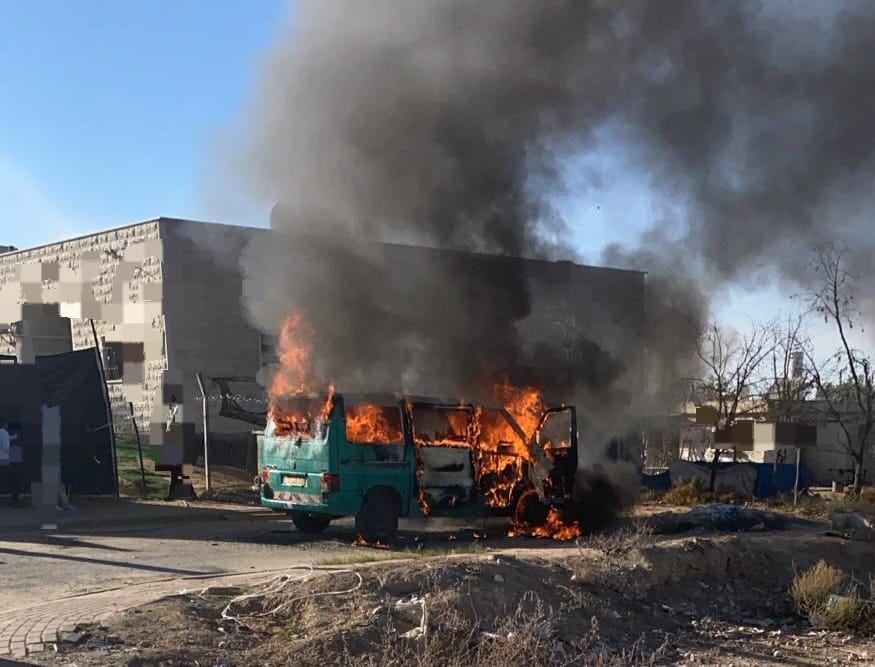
top-left (0, 507), bottom-right (227, 535)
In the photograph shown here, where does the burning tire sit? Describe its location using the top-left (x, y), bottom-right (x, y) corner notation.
top-left (290, 510), bottom-right (331, 534)
top-left (513, 486), bottom-right (549, 528)
top-left (355, 488), bottom-right (400, 544)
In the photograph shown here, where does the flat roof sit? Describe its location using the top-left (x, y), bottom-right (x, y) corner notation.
top-left (0, 216), bottom-right (266, 259)
top-left (0, 216), bottom-right (645, 275)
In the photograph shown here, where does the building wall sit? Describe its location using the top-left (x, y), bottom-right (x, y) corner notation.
top-left (378, 243), bottom-right (647, 394)
top-left (156, 219), bottom-right (266, 459)
top-left (158, 226), bottom-right (647, 465)
top-left (0, 217), bottom-right (648, 469)
top-left (0, 221), bottom-right (166, 435)
top-left (520, 260), bottom-right (645, 388)
top-left (804, 422), bottom-right (875, 485)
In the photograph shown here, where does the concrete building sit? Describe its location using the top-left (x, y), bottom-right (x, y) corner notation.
top-left (676, 402), bottom-right (875, 486)
top-left (0, 217), bottom-right (646, 472)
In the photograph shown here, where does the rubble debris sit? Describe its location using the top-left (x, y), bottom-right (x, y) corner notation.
top-left (828, 513), bottom-right (875, 542)
top-left (57, 629), bottom-right (86, 645)
top-left (648, 504), bottom-right (786, 535)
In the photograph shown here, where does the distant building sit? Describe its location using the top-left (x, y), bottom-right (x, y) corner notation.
top-left (674, 400), bottom-right (874, 486)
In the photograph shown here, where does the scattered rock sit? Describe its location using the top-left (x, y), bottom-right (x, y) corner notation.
top-left (831, 512), bottom-right (872, 531)
top-left (494, 574), bottom-right (505, 583)
top-left (58, 630), bottom-right (86, 645)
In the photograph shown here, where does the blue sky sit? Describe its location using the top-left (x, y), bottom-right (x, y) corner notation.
top-left (0, 0), bottom-right (284, 243)
top-left (0, 1), bottom-right (867, 358)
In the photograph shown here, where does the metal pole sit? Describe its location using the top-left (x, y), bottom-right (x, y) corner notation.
top-left (794, 446), bottom-right (801, 509)
top-left (90, 319), bottom-right (119, 498)
top-left (195, 372), bottom-right (211, 495)
top-left (129, 402), bottom-right (147, 497)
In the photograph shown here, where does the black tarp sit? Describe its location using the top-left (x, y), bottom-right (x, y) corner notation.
top-left (0, 347), bottom-right (115, 496)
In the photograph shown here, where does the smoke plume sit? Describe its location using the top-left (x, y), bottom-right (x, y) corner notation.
top-left (236, 1), bottom-right (875, 419)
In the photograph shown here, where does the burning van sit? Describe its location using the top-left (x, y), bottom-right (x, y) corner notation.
top-left (259, 390), bottom-right (580, 542)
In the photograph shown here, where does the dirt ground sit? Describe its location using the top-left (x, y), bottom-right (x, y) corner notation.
top-left (28, 505), bottom-right (875, 667)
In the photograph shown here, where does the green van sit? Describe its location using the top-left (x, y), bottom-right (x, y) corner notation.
top-left (259, 391), bottom-right (577, 542)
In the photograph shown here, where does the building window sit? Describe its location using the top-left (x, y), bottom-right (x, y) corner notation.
top-left (260, 334), bottom-right (278, 366)
top-left (103, 341), bottom-right (124, 382)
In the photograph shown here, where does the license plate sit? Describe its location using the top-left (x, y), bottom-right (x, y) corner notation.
top-left (282, 475), bottom-right (307, 488)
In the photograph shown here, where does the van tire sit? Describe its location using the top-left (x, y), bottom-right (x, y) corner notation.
top-left (513, 486), bottom-right (548, 527)
top-left (355, 488), bottom-right (400, 544)
top-left (290, 511), bottom-right (331, 534)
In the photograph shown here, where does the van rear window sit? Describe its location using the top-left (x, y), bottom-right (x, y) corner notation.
top-left (345, 404), bottom-right (404, 444)
top-left (269, 396), bottom-right (333, 440)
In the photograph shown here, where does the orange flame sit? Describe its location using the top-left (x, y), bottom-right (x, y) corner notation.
top-left (492, 381), bottom-right (545, 438)
top-left (353, 533), bottom-right (390, 549)
top-left (269, 311), bottom-right (316, 401)
top-left (508, 488), bottom-right (582, 540)
top-left (345, 404), bottom-right (404, 443)
top-left (267, 312), bottom-right (334, 437)
top-left (525, 507), bottom-right (582, 540)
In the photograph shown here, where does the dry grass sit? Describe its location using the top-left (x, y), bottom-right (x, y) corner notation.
top-left (579, 519), bottom-right (654, 559)
top-left (660, 477), bottom-right (752, 506)
top-left (661, 478), bottom-right (712, 505)
top-left (820, 590), bottom-right (866, 631)
top-left (790, 560), bottom-right (844, 618)
top-left (340, 596), bottom-right (667, 667)
top-left (790, 560), bottom-right (874, 632)
top-left (315, 542), bottom-right (486, 566)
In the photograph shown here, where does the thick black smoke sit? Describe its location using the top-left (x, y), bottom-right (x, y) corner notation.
top-left (237, 1), bottom-right (875, 409)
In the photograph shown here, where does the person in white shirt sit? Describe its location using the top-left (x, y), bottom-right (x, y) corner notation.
top-left (0, 420), bottom-right (20, 506)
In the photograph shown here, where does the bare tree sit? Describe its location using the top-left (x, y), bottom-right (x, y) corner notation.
top-left (805, 243), bottom-right (875, 494)
top-left (766, 315), bottom-right (814, 423)
top-left (695, 322), bottom-right (774, 480)
top-left (696, 322), bottom-right (774, 430)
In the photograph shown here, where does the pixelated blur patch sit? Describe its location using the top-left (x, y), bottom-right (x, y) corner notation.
top-left (163, 383), bottom-right (183, 403)
top-left (41, 262), bottom-right (60, 282)
top-left (123, 342), bottom-right (145, 363)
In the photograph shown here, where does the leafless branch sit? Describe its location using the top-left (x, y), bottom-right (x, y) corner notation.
top-left (696, 321), bottom-right (775, 429)
top-left (804, 242), bottom-right (875, 493)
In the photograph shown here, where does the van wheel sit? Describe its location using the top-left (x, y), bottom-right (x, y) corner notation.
top-left (290, 511), bottom-right (331, 534)
top-left (355, 489), bottom-right (400, 544)
top-left (513, 487), bottom-right (548, 528)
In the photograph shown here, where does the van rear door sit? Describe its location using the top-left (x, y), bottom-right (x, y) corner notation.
top-left (261, 396), bottom-right (333, 500)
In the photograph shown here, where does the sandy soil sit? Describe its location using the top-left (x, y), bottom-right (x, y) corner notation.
top-left (29, 517), bottom-right (875, 667)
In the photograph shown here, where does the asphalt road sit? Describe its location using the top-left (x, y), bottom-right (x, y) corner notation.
top-left (0, 502), bottom-right (572, 659)
top-left (0, 505), bottom-right (525, 612)
top-left (0, 508), bottom-right (363, 611)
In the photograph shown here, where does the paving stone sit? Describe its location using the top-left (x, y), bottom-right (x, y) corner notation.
top-left (0, 569), bottom-right (277, 656)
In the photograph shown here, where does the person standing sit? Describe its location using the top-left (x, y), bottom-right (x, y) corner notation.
top-left (0, 420), bottom-right (20, 506)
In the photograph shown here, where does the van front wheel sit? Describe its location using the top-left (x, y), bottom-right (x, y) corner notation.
top-left (355, 489), bottom-right (400, 544)
top-left (290, 511), bottom-right (331, 534)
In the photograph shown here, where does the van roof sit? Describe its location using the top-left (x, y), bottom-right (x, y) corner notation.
top-left (274, 391), bottom-right (528, 438)
top-left (275, 391), bottom-right (507, 411)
